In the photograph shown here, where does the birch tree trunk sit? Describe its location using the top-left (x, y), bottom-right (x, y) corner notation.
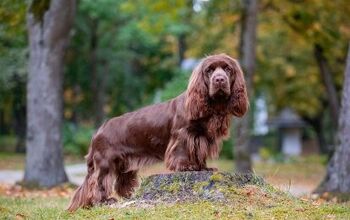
top-left (316, 43), bottom-right (350, 193)
top-left (234, 0), bottom-right (258, 173)
top-left (24, 0), bottom-right (76, 187)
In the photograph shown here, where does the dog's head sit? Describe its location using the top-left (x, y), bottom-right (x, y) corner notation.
top-left (185, 54), bottom-right (249, 120)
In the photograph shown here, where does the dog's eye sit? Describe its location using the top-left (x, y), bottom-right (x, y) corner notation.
top-left (224, 66), bottom-right (232, 74)
top-left (205, 67), bottom-right (213, 75)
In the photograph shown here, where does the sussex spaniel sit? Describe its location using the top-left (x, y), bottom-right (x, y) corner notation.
top-left (67, 53), bottom-right (248, 211)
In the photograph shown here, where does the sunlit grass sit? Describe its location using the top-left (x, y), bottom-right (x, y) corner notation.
top-left (1, 192), bottom-right (349, 219)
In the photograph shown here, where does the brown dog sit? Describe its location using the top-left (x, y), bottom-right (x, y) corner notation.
top-left (67, 54), bottom-right (248, 211)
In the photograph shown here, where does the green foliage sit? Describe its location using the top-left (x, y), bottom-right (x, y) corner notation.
top-left (64, 0), bottom-right (180, 119)
top-left (220, 138), bottom-right (234, 160)
top-left (63, 123), bottom-right (95, 155)
top-left (159, 70), bottom-right (189, 101)
top-left (0, 0), bottom-right (26, 50)
top-left (257, 0), bottom-right (350, 119)
top-left (121, 0), bottom-right (193, 36)
top-left (0, 135), bottom-right (17, 152)
top-left (0, 0), bottom-right (27, 136)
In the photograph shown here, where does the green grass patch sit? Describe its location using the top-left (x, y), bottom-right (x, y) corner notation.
top-left (0, 152), bottom-right (25, 170)
top-left (0, 195), bottom-right (349, 219)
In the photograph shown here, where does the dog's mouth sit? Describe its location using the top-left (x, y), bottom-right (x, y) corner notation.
top-left (209, 88), bottom-right (230, 103)
top-left (210, 86), bottom-right (230, 98)
top-left (217, 88), bottom-right (229, 95)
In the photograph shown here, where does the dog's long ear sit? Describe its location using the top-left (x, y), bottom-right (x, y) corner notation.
top-left (185, 61), bottom-right (210, 120)
top-left (228, 58), bottom-right (249, 117)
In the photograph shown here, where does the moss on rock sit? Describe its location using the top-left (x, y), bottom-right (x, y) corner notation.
top-left (116, 171), bottom-right (267, 208)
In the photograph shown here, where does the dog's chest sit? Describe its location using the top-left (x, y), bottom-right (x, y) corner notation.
top-left (188, 115), bottom-right (231, 138)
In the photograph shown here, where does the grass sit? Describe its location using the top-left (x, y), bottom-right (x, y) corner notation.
top-left (1, 188), bottom-right (349, 219)
top-left (0, 152), bottom-right (84, 170)
top-left (0, 152), bottom-right (25, 170)
top-left (252, 156), bottom-right (326, 195)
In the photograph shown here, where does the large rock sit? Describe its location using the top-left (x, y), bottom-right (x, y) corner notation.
top-left (114, 171), bottom-right (266, 208)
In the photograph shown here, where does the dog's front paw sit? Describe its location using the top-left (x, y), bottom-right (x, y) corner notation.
top-left (104, 197), bottom-right (118, 205)
top-left (176, 164), bottom-right (200, 172)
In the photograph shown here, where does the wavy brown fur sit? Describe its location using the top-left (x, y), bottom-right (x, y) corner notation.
top-left (67, 54), bottom-right (248, 211)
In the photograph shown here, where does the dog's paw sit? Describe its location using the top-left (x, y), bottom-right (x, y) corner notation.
top-left (177, 164), bottom-right (200, 172)
top-left (104, 197), bottom-right (118, 205)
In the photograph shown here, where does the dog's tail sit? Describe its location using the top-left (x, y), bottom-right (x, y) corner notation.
top-left (67, 146), bottom-right (95, 212)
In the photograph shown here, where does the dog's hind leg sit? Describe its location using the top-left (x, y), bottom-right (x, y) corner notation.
top-left (91, 154), bottom-right (115, 205)
top-left (114, 156), bottom-right (159, 198)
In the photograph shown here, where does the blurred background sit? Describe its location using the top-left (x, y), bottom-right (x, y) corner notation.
top-left (0, 0), bottom-right (350, 197)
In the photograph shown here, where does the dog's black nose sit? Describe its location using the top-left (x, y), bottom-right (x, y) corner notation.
top-left (214, 75), bottom-right (226, 84)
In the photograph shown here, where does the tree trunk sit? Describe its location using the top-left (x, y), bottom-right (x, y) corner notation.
top-left (234, 0), bottom-right (258, 173)
top-left (303, 113), bottom-right (330, 155)
top-left (24, 0), bottom-right (76, 187)
top-left (177, 34), bottom-right (186, 67)
top-left (12, 74), bottom-right (26, 153)
top-left (316, 42), bottom-right (350, 193)
top-left (177, 0), bottom-right (193, 67)
top-left (313, 120), bottom-right (329, 155)
top-left (89, 19), bottom-right (104, 128)
top-left (0, 108), bottom-right (4, 134)
top-left (314, 44), bottom-right (339, 128)
top-left (14, 105), bottom-right (26, 153)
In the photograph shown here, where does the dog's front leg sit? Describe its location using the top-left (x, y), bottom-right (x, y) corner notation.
top-left (164, 136), bottom-right (203, 172)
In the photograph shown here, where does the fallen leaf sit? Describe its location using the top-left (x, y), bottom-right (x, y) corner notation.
top-left (15, 213), bottom-right (26, 220)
